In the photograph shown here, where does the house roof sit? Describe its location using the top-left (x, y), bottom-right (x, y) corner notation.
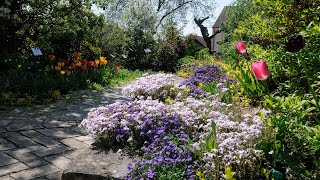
top-left (195, 36), bottom-right (207, 47)
top-left (212, 6), bottom-right (233, 28)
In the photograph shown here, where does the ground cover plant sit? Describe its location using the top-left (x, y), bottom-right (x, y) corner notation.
top-left (80, 70), bottom-right (269, 179)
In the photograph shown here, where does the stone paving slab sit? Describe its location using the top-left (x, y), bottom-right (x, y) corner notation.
top-left (8, 152), bottom-right (49, 168)
top-left (45, 171), bottom-right (63, 180)
top-left (44, 154), bottom-right (71, 170)
top-left (31, 145), bottom-right (72, 158)
top-left (4, 132), bottom-right (39, 147)
top-left (0, 152), bottom-right (19, 167)
top-left (0, 120), bottom-right (13, 126)
top-left (0, 87), bottom-right (131, 179)
top-left (0, 138), bottom-right (16, 151)
top-left (0, 127), bottom-right (6, 133)
top-left (60, 138), bottom-right (89, 149)
top-left (0, 175), bottom-right (16, 180)
top-left (4, 145), bottom-right (46, 155)
top-left (0, 162), bottom-right (29, 176)
top-left (10, 164), bottom-right (60, 180)
top-left (20, 130), bottom-right (61, 147)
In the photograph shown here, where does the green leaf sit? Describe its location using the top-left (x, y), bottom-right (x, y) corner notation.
top-left (272, 169), bottom-right (284, 180)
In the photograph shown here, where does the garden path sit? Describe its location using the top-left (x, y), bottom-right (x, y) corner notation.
top-left (0, 87), bottom-right (129, 180)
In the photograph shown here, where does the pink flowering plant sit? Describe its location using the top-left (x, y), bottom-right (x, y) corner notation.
top-left (227, 41), bottom-right (269, 104)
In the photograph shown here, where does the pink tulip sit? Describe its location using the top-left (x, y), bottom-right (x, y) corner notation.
top-left (251, 60), bottom-right (269, 80)
top-left (236, 41), bottom-right (246, 53)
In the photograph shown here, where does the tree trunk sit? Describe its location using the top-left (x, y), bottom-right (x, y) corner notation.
top-left (194, 17), bottom-right (221, 53)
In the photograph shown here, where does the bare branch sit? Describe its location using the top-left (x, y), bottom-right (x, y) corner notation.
top-left (157, 0), bottom-right (166, 12)
top-left (194, 16), bottom-right (209, 25)
top-left (208, 30), bottom-right (221, 39)
top-left (194, 17), bottom-right (221, 53)
top-left (156, 0), bottom-right (193, 28)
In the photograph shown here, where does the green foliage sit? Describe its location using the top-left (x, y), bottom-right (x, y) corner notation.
top-left (205, 121), bottom-right (217, 151)
top-left (221, 0), bottom-right (320, 178)
top-left (203, 82), bottom-right (218, 95)
top-left (223, 166), bottom-right (236, 180)
top-left (155, 164), bottom-right (190, 180)
top-left (110, 69), bottom-right (144, 86)
top-left (258, 94), bottom-right (320, 178)
top-left (155, 24), bottom-right (185, 72)
top-left (196, 48), bottom-right (214, 62)
top-left (225, 51), bottom-right (267, 104)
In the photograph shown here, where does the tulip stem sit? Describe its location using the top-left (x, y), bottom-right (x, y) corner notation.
top-left (300, 59), bottom-right (320, 112)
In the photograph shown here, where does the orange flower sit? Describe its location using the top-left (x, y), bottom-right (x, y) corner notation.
top-left (48, 55), bottom-right (56, 61)
top-left (70, 63), bottom-right (76, 68)
top-left (74, 52), bottom-right (81, 58)
top-left (115, 66), bottom-right (121, 70)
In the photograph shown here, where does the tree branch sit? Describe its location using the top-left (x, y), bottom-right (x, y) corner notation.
top-left (194, 17), bottom-right (222, 53)
top-left (157, 0), bottom-right (166, 12)
top-left (208, 29), bottom-right (221, 39)
top-left (194, 16), bottom-right (209, 26)
top-left (156, 0), bottom-right (193, 28)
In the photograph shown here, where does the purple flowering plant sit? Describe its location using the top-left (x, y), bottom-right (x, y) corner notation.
top-left (80, 67), bottom-right (267, 179)
top-left (181, 65), bottom-right (235, 97)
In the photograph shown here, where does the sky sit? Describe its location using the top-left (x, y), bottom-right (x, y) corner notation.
top-left (182, 0), bottom-right (234, 36)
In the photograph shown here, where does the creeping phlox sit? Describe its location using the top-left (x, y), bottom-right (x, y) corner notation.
top-left (80, 71), bottom-right (266, 179)
top-left (122, 74), bottom-right (178, 101)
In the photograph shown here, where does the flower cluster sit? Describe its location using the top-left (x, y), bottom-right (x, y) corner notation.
top-left (170, 96), bottom-right (265, 178)
top-left (181, 65), bottom-right (235, 97)
top-left (80, 98), bottom-right (166, 146)
top-left (49, 52), bottom-right (108, 75)
top-left (126, 113), bottom-right (197, 180)
top-left (122, 74), bottom-right (178, 101)
top-left (80, 70), bottom-right (266, 179)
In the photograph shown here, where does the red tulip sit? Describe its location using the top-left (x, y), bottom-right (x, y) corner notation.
top-left (64, 59), bottom-right (70, 65)
top-left (80, 59), bottom-right (87, 65)
top-left (236, 41), bottom-right (246, 53)
top-left (115, 66), bottom-right (121, 70)
top-left (48, 54), bottom-right (56, 61)
top-left (251, 60), bottom-right (269, 80)
top-left (88, 61), bottom-right (95, 67)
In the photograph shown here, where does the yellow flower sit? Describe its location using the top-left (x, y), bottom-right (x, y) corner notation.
top-left (55, 66), bottom-right (61, 71)
top-left (57, 62), bottom-right (65, 67)
top-left (95, 60), bottom-right (100, 65)
top-left (60, 70), bottom-right (66, 75)
top-left (99, 56), bottom-right (107, 65)
top-left (75, 62), bottom-right (81, 67)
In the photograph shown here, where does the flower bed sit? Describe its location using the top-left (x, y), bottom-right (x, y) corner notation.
top-left (80, 65), bottom-right (266, 179)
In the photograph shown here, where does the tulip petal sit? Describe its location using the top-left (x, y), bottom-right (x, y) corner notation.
top-left (251, 60), bottom-right (269, 80)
